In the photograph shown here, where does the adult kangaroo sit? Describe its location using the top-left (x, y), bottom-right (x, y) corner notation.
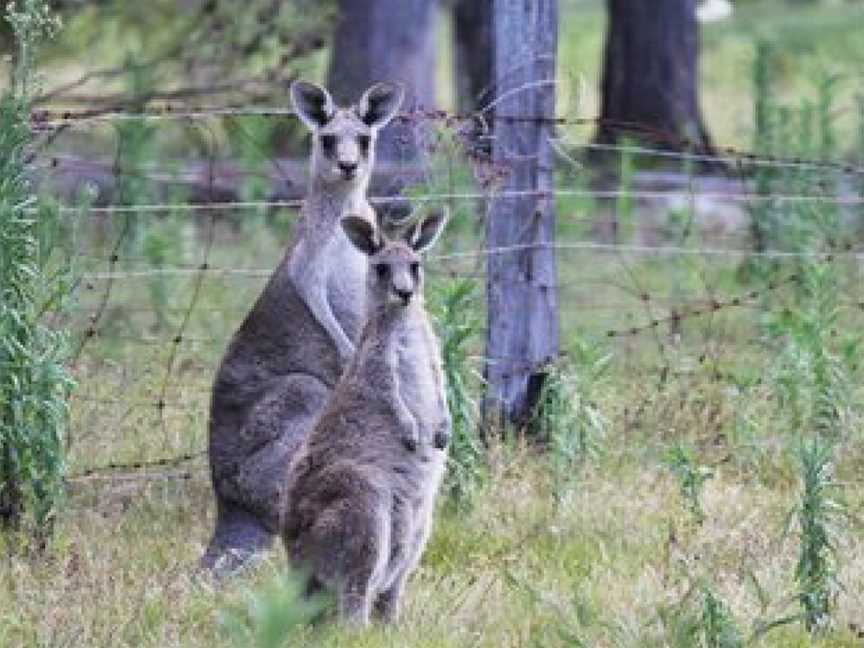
top-left (283, 209), bottom-right (451, 627)
top-left (202, 80), bottom-right (405, 573)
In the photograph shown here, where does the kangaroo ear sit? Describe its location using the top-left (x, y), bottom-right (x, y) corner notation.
top-left (406, 209), bottom-right (448, 253)
top-left (341, 215), bottom-right (382, 256)
top-left (357, 82), bottom-right (405, 129)
top-left (291, 81), bottom-right (335, 130)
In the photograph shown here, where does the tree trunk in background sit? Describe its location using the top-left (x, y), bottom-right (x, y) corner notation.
top-left (595, 0), bottom-right (714, 157)
top-left (453, 0), bottom-right (493, 115)
top-left (484, 0), bottom-right (559, 433)
top-left (327, 0), bottom-right (437, 165)
top-left (453, 0), bottom-right (494, 157)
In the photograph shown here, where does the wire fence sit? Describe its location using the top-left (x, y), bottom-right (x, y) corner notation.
top-left (31, 102), bottom-right (864, 173)
top-left (39, 103), bottom-right (864, 484)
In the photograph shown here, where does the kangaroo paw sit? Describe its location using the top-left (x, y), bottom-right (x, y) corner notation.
top-left (433, 421), bottom-right (451, 450)
top-left (399, 416), bottom-right (419, 452)
top-left (200, 506), bottom-right (274, 578)
top-left (401, 423), bottom-right (419, 452)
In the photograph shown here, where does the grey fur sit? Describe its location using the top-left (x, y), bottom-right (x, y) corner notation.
top-left (202, 80), bottom-right (405, 574)
top-left (282, 210), bottom-right (450, 626)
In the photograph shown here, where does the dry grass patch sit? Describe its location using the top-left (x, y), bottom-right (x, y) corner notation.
top-left (1, 436), bottom-right (862, 646)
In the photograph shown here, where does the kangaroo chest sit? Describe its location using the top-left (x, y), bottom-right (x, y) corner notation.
top-left (327, 241), bottom-right (367, 342)
top-left (396, 323), bottom-right (444, 434)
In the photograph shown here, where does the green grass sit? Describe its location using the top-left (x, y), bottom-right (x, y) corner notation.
top-left (1, 436), bottom-right (862, 646)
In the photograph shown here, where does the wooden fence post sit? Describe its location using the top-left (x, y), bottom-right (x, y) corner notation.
top-left (484, 0), bottom-right (559, 430)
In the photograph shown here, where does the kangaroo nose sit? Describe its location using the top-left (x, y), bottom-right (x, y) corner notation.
top-left (338, 161), bottom-right (358, 176)
top-left (395, 289), bottom-right (412, 304)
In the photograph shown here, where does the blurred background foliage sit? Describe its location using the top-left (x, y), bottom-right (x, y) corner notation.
top-left (0, 0), bottom-right (857, 153)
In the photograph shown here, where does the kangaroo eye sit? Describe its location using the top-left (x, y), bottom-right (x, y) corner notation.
top-left (374, 263), bottom-right (389, 280)
top-left (357, 134), bottom-right (371, 156)
top-left (410, 262), bottom-right (420, 278)
top-left (320, 134), bottom-right (337, 157)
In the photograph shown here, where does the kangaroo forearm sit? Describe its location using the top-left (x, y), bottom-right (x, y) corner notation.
top-left (387, 367), bottom-right (418, 449)
top-left (289, 240), bottom-right (348, 336)
top-left (294, 278), bottom-right (353, 351)
top-left (429, 354), bottom-right (448, 416)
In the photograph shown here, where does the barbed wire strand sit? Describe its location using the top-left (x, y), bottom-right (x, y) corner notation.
top-left (33, 188), bottom-right (864, 220)
top-left (29, 105), bottom-right (864, 176)
top-left (66, 451), bottom-right (206, 481)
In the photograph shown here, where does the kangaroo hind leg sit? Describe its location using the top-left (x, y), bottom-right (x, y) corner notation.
top-left (309, 491), bottom-right (391, 628)
top-left (232, 374), bottom-right (331, 529)
top-left (204, 374), bottom-right (330, 576)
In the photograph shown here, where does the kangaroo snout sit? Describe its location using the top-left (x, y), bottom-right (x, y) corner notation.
top-left (395, 288), bottom-right (413, 304)
top-left (338, 161), bottom-right (358, 178)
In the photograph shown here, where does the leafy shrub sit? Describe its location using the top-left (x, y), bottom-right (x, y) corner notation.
top-left (431, 278), bottom-right (484, 508)
top-left (0, 0), bottom-right (72, 542)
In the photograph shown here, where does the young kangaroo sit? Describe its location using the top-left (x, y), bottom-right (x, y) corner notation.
top-left (282, 209), bottom-right (451, 627)
top-left (202, 80), bottom-right (405, 573)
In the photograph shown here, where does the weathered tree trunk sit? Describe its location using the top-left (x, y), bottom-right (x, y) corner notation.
top-left (453, 0), bottom-right (493, 115)
top-left (595, 0), bottom-right (713, 156)
top-left (326, 0), bottom-right (438, 163)
top-left (453, 0), bottom-right (493, 158)
top-left (484, 0), bottom-right (559, 432)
